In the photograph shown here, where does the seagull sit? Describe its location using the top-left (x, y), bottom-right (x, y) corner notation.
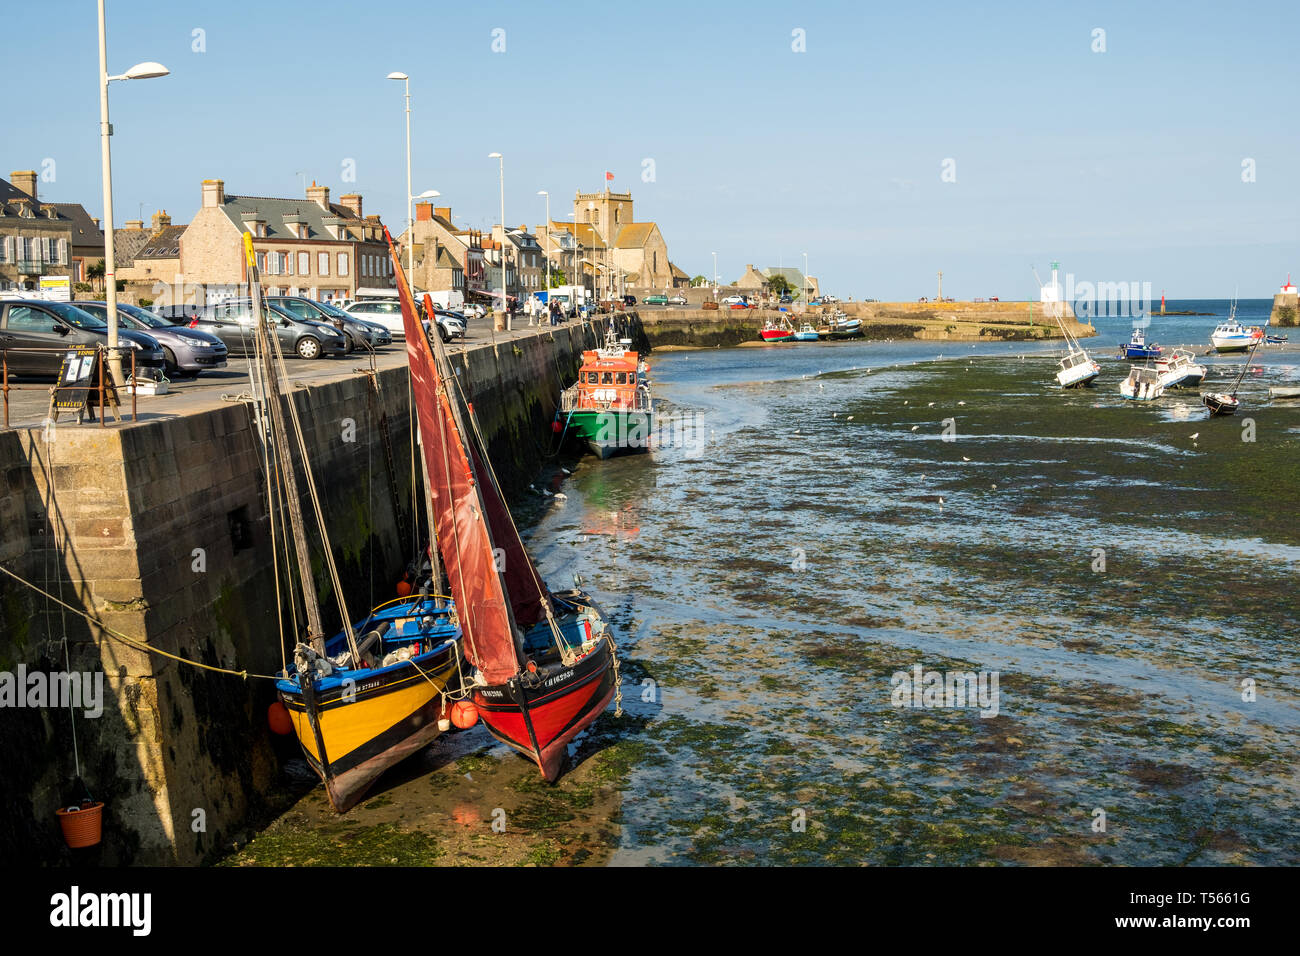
top-left (957, 401), bottom-right (966, 406)
top-left (847, 415), bottom-right (855, 420)
top-left (903, 400), bottom-right (908, 405)
top-left (962, 456), bottom-right (971, 462)
top-left (561, 467), bottom-right (572, 475)
top-left (910, 425), bottom-right (919, 432)
top-left (1189, 432), bottom-right (1199, 441)
top-left (928, 402), bottom-right (936, 407)
top-left (991, 483), bottom-right (997, 490)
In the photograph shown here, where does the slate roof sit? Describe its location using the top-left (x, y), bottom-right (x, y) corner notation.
top-left (218, 194), bottom-right (374, 241)
top-left (136, 225), bottom-right (186, 259)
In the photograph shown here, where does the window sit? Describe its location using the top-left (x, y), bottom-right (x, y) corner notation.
top-left (256, 252), bottom-right (267, 272)
top-left (318, 252), bottom-right (329, 276)
top-left (6, 306), bottom-right (51, 331)
top-left (298, 252), bottom-right (309, 275)
top-left (337, 252), bottom-right (349, 276)
top-left (586, 372), bottom-right (598, 384)
top-left (616, 372), bottom-right (628, 385)
top-left (283, 252), bottom-right (294, 275)
top-left (0, 236), bottom-right (10, 262)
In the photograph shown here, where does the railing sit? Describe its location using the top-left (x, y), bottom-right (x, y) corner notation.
top-left (560, 384), bottom-right (652, 414)
top-left (12, 260), bottom-right (50, 275)
top-left (2, 346), bottom-right (138, 428)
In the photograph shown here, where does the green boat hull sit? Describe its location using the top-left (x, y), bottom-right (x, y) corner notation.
top-left (565, 409), bottom-right (653, 458)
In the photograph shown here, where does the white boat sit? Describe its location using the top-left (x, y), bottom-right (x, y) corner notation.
top-left (1049, 303), bottom-right (1100, 388)
top-left (1210, 302), bottom-right (1263, 353)
top-left (1056, 349), bottom-right (1101, 388)
top-left (1119, 366), bottom-right (1165, 401)
top-left (1153, 348), bottom-right (1207, 389)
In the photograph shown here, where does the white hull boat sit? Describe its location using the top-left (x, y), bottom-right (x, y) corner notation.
top-left (1154, 348), bottom-right (1206, 389)
top-left (1120, 366), bottom-right (1165, 401)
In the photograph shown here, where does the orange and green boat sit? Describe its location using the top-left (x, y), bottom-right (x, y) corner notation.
top-left (557, 323), bottom-right (654, 458)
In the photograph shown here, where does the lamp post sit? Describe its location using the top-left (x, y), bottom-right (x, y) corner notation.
top-left (802, 252), bottom-right (809, 313)
top-left (537, 190), bottom-right (550, 290)
top-left (488, 153), bottom-right (507, 328)
top-left (712, 251), bottom-right (718, 299)
top-left (385, 71), bottom-right (415, 282)
top-left (98, 0), bottom-right (168, 386)
top-left (406, 188), bottom-right (439, 290)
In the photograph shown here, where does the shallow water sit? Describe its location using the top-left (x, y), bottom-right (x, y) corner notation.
top-left (524, 335), bottom-right (1300, 865)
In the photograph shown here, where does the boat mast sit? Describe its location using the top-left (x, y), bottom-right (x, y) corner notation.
top-left (244, 235), bottom-right (326, 653)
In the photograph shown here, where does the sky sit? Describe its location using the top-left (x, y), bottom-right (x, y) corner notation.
top-left (5, 0), bottom-right (1297, 300)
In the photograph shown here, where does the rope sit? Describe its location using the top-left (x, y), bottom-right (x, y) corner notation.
top-left (0, 564), bottom-right (281, 681)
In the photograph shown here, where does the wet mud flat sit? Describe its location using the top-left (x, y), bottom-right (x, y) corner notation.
top-left (227, 349), bottom-right (1300, 866)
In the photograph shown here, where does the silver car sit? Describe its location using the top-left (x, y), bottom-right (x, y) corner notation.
top-left (79, 301), bottom-right (228, 378)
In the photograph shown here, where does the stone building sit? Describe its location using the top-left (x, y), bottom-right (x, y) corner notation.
top-left (571, 188), bottom-right (672, 293)
top-left (0, 169), bottom-right (102, 291)
top-left (176, 179), bottom-right (392, 304)
top-left (395, 203), bottom-right (481, 297)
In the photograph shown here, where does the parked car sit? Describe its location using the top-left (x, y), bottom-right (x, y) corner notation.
top-left (268, 296), bottom-right (392, 350)
top-left (343, 299), bottom-right (462, 342)
top-left (77, 301), bottom-right (228, 378)
top-left (722, 294), bottom-right (747, 305)
top-left (461, 303), bottom-right (486, 319)
top-left (188, 299), bottom-right (347, 359)
top-left (668, 294), bottom-right (688, 306)
top-left (644, 293), bottom-right (668, 306)
top-left (779, 295), bottom-right (794, 304)
top-left (0, 299), bottom-right (165, 377)
top-left (621, 295), bottom-right (637, 307)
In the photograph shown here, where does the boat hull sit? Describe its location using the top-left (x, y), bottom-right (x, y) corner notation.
top-left (475, 632), bottom-right (615, 781)
top-left (1211, 335), bottom-right (1254, 353)
top-left (279, 633), bottom-right (461, 812)
top-left (565, 409), bottom-right (653, 458)
top-left (1202, 392), bottom-right (1239, 416)
top-left (792, 331), bottom-right (820, 341)
top-left (760, 330), bottom-right (794, 342)
top-left (1120, 346), bottom-right (1162, 359)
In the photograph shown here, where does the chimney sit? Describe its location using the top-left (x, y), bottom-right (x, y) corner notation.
top-left (306, 181), bottom-right (329, 210)
top-left (338, 193), bottom-right (362, 218)
top-left (202, 179), bottom-right (225, 207)
top-left (151, 209), bottom-right (171, 230)
top-left (125, 219), bottom-right (145, 230)
top-left (434, 206), bottom-right (451, 222)
top-left (91, 218), bottom-right (101, 230)
top-left (10, 170), bottom-right (37, 200)
top-left (416, 202), bottom-right (433, 222)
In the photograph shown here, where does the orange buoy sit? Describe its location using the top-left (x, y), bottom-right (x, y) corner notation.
top-left (450, 699), bottom-right (479, 729)
top-left (267, 700), bottom-right (293, 735)
top-left (396, 574), bottom-right (413, 597)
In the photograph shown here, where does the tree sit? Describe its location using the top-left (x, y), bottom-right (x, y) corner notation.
top-left (87, 259), bottom-right (105, 292)
top-left (766, 274), bottom-right (794, 296)
top-left (690, 275), bottom-right (708, 287)
top-left (546, 265), bottom-right (567, 288)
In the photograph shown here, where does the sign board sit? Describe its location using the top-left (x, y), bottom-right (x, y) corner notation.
top-left (49, 347), bottom-right (120, 422)
top-left (38, 275), bottom-right (72, 301)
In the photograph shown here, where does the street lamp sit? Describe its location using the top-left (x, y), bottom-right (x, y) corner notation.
top-left (803, 252), bottom-right (809, 312)
top-left (489, 153), bottom-right (507, 327)
top-left (98, 0), bottom-right (168, 386)
top-left (385, 71), bottom-right (417, 286)
top-left (537, 190), bottom-right (550, 290)
top-left (712, 252), bottom-right (718, 298)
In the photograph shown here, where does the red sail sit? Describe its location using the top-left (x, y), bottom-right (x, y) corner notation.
top-left (418, 295), bottom-right (550, 631)
top-left (466, 438), bottom-right (548, 630)
top-left (387, 232), bottom-right (519, 685)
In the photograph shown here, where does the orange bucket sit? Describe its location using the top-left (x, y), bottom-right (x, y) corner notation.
top-left (56, 800), bottom-right (104, 849)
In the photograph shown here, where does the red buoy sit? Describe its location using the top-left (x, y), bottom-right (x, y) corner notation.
top-left (551, 420), bottom-right (562, 432)
top-left (450, 700), bottom-right (479, 729)
top-left (396, 573), bottom-right (413, 597)
top-left (268, 700), bottom-right (293, 735)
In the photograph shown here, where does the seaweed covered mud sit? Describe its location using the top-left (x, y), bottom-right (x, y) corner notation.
top-left (232, 339), bottom-right (1300, 866)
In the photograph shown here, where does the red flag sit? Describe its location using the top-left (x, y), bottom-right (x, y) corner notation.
top-left (604, 171), bottom-right (614, 181)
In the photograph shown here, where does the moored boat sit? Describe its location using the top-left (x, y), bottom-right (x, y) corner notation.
top-left (1154, 348), bottom-right (1207, 389)
top-left (1050, 309), bottom-right (1100, 388)
top-left (1119, 365), bottom-right (1165, 401)
top-left (1210, 302), bottom-right (1263, 353)
top-left (827, 316), bottom-right (863, 339)
top-left (1119, 327), bottom-right (1162, 359)
top-left (1202, 335), bottom-right (1262, 416)
top-left (792, 323), bottom-right (820, 342)
top-left (558, 322), bottom-right (654, 458)
top-left (390, 228), bottom-right (623, 783)
top-left (278, 593), bottom-right (464, 811)
top-left (760, 317), bottom-right (795, 342)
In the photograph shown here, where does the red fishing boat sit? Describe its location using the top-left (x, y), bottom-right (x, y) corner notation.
top-left (388, 232), bottom-right (622, 782)
top-left (759, 317), bottom-right (795, 342)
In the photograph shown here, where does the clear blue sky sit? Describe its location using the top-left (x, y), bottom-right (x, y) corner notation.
top-left (8, 0), bottom-right (1297, 299)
